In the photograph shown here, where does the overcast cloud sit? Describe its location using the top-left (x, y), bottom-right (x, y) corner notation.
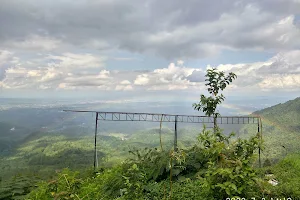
top-left (0, 0), bottom-right (300, 99)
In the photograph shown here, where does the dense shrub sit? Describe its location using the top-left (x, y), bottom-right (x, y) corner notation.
top-left (263, 153), bottom-right (300, 199)
top-left (28, 127), bottom-right (266, 200)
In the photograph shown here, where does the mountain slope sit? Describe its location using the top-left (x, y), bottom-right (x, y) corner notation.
top-left (0, 122), bottom-right (32, 153)
top-left (247, 97), bottom-right (300, 163)
top-left (254, 97), bottom-right (300, 132)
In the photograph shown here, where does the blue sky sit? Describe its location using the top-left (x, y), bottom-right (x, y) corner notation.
top-left (0, 0), bottom-right (300, 107)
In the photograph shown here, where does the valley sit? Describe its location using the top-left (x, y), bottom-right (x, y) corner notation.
top-left (0, 97), bottom-right (300, 199)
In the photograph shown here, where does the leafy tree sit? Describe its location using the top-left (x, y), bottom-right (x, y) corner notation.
top-left (193, 68), bottom-right (237, 131)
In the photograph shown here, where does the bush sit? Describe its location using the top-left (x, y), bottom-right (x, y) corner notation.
top-left (28, 127), bottom-right (265, 200)
top-left (265, 153), bottom-right (300, 199)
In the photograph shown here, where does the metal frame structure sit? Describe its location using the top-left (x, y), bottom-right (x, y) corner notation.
top-left (63, 110), bottom-right (263, 170)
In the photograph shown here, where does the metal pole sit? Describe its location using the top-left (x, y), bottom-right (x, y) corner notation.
top-left (94, 112), bottom-right (98, 171)
top-left (258, 118), bottom-right (261, 168)
top-left (174, 115), bottom-right (178, 151)
top-left (260, 117), bottom-right (263, 167)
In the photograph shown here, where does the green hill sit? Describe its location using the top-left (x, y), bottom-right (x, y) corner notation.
top-left (242, 97), bottom-right (300, 164)
top-left (254, 97), bottom-right (300, 132)
top-left (0, 122), bottom-right (32, 154)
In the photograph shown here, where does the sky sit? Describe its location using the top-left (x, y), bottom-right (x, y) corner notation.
top-left (0, 0), bottom-right (300, 105)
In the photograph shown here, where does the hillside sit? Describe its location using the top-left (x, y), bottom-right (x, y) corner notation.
top-left (245, 97), bottom-right (300, 163)
top-left (254, 97), bottom-right (300, 132)
top-left (0, 122), bottom-right (32, 154)
top-left (0, 127), bottom-right (200, 181)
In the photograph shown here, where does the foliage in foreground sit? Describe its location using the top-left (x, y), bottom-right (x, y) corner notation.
top-left (28, 127), bottom-right (265, 200)
top-left (259, 153), bottom-right (300, 199)
top-left (0, 174), bottom-right (40, 200)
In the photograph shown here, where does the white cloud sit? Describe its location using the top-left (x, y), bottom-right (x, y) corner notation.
top-left (1, 51), bottom-right (300, 93)
top-left (2, 65), bottom-right (62, 89)
top-left (47, 53), bottom-right (106, 69)
top-left (133, 62), bottom-right (196, 90)
top-left (177, 60), bottom-right (184, 65)
top-left (39, 67), bottom-right (62, 82)
top-left (0, 50), bottom-right (19, 80)
top-left (215, 50), bottom-right (300, 90)
top-left (1, 52), bottom-right (108, 90)
top-left (148, 83), bottom-right (189, 91)
top-left (58, 82), bottom-right (67, 89)
top-left (153, 63), bottom-right (194, 77)
top-left (134, 74), bottom-right (149, 85)
top-left (97, 70), bottom-right (110, 79)
top-left (27, 70), bottom-right (42, 77)
top-left (120, 80), bottom-right (131, 85)
top-left (259, 74), bottom-right (300, 89)
top-left (115, 85), bottom-right (133, 91)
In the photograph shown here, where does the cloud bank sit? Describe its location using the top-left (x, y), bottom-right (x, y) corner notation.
top-left (0, 0), bottom-right (299, 98)
top-left (1, 51), bottom-right (300, 93)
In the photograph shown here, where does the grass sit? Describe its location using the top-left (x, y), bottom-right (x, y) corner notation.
top-left (265, 153), bottom-right (300, 198)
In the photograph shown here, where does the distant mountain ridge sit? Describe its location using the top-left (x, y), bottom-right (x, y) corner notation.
top-left (253, 97), bottom-right (300, 132)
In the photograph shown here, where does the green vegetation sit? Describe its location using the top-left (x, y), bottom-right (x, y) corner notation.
top-left (193, 68), bottom-right (237, 117)
top-left (0, 174), bottom-right (41, 200)
top-left (262, 153), bottom-right (300, 198)
top-left (1, 69), bottom-right (300, 199)
top-left (27, 127), bottom-right (262, 200)
top-left (0, 127), bottom-right (201, 181)
top-left (236, 97), bottom-right (300, 164)
top-left (254, 97), bottom-right (300, 132)
top-left (193, 68), bottom-right (237, 131)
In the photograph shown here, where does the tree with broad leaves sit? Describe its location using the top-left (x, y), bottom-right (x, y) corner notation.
top-left (193, 68), bottom-right (237, 132)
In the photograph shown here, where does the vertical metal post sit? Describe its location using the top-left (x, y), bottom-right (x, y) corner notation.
top-left (258, 118), bottom-right (261, 168)
top-left (260, 118), bottom-right (263, 140)
top-left (174, 115), bottom-right (178, 151)
top-left (260, 117), bottom-right (263, 167)
top-left (94, 112), bottom-right (98, 171)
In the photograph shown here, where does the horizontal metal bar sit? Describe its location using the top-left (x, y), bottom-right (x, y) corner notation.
top-left (63, 109), bottom-right (208, 117)
top-left (63, 110), bottom-right (261, 124)
top-left (94, 119), bottom-right (214, 123)
top-left (63, 110), bottom-right (258, 118)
